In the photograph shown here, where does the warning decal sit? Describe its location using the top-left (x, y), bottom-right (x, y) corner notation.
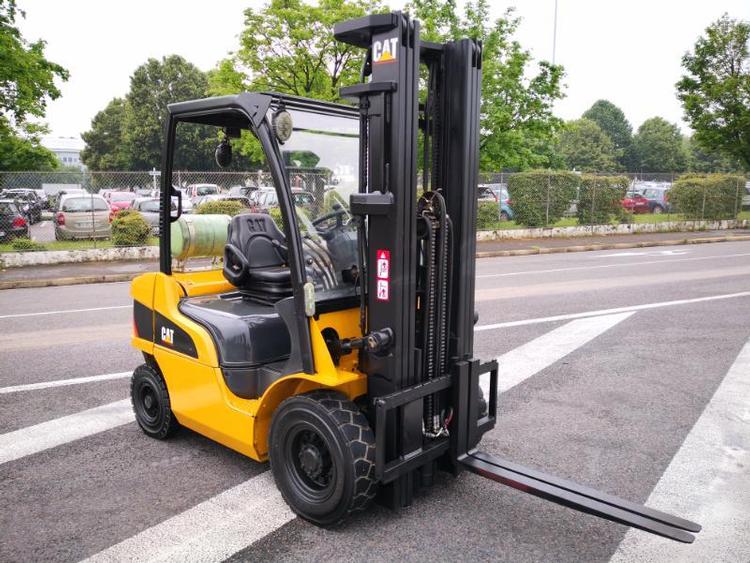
top-left (376, 249), bottom-right (390, 301)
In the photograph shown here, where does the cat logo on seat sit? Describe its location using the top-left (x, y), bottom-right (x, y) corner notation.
top-left (373, 37), bottom-right (398, 64)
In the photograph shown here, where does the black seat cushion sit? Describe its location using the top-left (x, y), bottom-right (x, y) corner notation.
top-left (179, 292), bottom-right (291, 368)
top-left (223, 214), bottom-right (292, 293)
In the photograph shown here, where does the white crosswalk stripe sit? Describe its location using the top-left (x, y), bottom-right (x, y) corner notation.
top-left (0, 400), bottom-right (133, 466)
top-left (610, 337), bottom-right (750, 562)
top-left (0, 371), bottom-right (131, 394)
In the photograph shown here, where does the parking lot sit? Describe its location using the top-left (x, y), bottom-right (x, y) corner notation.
top-left (1, 240), bottom-right (749, 562)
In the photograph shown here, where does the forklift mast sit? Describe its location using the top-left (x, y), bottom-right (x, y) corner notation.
top-left (334, 12), bottom-right (701, 542)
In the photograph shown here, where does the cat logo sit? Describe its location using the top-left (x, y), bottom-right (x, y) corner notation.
top-left (160, 326), bottom-right (174, 346)
top-left (372, 37), bottom-right (398, 64)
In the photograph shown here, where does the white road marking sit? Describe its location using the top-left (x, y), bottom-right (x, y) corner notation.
top-left (479, 312), bottom-right (634, 398)
top-left (610, 337), bottom-right (750, 562)
top-left (475, 291), bottom-right (750, 331)
top-left (0, 371), bottom-right (131, 394)
top-left (83, 472), bottom-right (295, 563)
top-left (0, 399), bottom-right (133, 466)
top-left (596, 249), bottom-right (690, 258)
top-left (0, 305), bottom-right (130, 320)
top-left (476, 252), bottom-right (750, 279)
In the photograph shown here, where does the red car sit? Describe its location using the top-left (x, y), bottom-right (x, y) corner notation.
top-left (106, 191), bottom-right (137, 211)
top-left (622, 191), bottom-right (650, 214)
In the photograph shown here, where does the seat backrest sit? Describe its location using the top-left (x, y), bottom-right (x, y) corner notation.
top-left (223, 213), bottom-right (286, 287)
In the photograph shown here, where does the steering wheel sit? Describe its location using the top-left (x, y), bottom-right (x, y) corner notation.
top-left (311, 207), bottom-right (349, 237)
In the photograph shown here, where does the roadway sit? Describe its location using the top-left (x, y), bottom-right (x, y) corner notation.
top-left (1, 240), bottom-right (749, 561)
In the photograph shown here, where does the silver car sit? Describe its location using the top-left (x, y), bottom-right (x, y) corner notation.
top-left (54, 194), bottom-right (112, 240)
top-left (133, 197), bottom-right (178, 235)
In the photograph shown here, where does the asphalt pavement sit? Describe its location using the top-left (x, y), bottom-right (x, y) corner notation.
top-left (1, 240), bottom-right (749, 561)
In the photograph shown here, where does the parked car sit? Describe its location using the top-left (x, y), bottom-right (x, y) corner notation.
top-left (252, 187), bottom-right (278, 211)
top-left (186, 183), bottom-right (220, 203)
top-left (0, 199), bottom-right (30, 241)
top-left (640, 186), bottom-right (672, 214)
top-left (743, 181), bottom-right (750, 211)
top-left (0, 189), bottom-right (43, 223)
top-left (622, 190), bottom-right (651, 214)
top-left (228, 185), bottom-right (257, 198)
top-left (54, 194), bottom-right (112, 240)
top-left (480, 183), bottom-right (514, 221)
top-left (106, 191), bottom-right (138, 211)
top-left (32, 189), bottom-right (50, 209)
top-left (132, 197), bottom-right (177, 235)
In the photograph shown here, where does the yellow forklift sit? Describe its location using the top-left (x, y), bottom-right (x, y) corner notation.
top-left (129, 11), bottom-right (701, 540)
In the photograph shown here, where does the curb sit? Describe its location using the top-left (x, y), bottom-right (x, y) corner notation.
top-left (0, 272), bottom-right (139, 291)
top-left (2, 234), bottom-right (749, 290)
top-left (475, 234), bottom-right (750, 258)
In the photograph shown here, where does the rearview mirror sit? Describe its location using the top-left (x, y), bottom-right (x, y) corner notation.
top-left (215, 138), bottom-right (232, 168)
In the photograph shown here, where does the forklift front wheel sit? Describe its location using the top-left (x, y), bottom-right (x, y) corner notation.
top-left (269, 390), bottom-right (376, 526)
top-left (131, 364), bottom-right (179, 439)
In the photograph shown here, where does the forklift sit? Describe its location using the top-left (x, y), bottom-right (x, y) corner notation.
top-left (129, 12), bottom-right (701, 542)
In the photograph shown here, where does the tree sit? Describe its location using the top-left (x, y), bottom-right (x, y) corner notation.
top-left (0, 118), bottom-right (58, 170)
top-left (412, 1), bottom-right (566, 171)
top-left (210, 0), bottom-right (384, 102)
top-left (80, 98), bottom-right (129, 170)
top-left (557, 118), bottom-right (618, 172)
top-left (582, 100), bottom-right (633, 169)
top-left (685, 135), bottom-right (743, 172)
top-left (632, 117), bottom-right (688, 172)
top-left (122, 56), bottom-right (211, 170)
top-left (0, 0), bottom-right (68, 170)
top-left (677, 14), bottom-right (750, 170)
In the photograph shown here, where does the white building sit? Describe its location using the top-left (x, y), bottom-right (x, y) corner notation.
top-left (42, 136), bottom-right (86, 170)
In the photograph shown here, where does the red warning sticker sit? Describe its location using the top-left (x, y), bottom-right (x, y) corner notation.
top-left (376, 249), bottom-right (390, 301)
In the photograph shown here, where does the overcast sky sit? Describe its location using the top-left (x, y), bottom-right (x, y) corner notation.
top-left (17, 0), bottom-right (750, 143)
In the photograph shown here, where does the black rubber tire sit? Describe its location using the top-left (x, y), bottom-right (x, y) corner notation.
top-left (130, 364), bottom-right (179, 439)
top-left (269, 390), bottom-right (377, 526)
top-left (499, 210), bottom-right (510, 221)
top-left (652, 205), bottom-right (664, 214)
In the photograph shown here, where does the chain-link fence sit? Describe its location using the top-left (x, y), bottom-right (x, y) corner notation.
top-left (1, 170), bottom-right (748, 253)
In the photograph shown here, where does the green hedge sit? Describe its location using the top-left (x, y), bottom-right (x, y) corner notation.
top-left (112, 211), bottom-right (151, 246)
top-left (195, 200), bottom-right (246, 216)
top-left (10, 237), bottom-right (47, 252)
top-left (507, 170), bottom-right (578, 227)
top-left (670, 174), bottom-right (745, 220)
top-left (576, 175), bottom-right (629, 225)
top-left (477, 201), bottom-right (499, 229)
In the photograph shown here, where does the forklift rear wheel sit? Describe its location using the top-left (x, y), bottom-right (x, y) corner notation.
top-left (269, 390), bottom-right (376, 526)
top-left (131, 364), bottom-right (179, 439)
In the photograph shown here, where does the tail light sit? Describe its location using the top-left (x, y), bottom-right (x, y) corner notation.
top-left (56, 212), bottom-right (65, 226)
top-left (12, 216), bottom-right (27, 228)
top-left (507, 199), bottom-right (512, 206)
top-left (109, 210), bottom-right (115, 223)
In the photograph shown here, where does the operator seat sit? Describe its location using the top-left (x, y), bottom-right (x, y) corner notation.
top-left (223, 213), bottom-right (293, 300)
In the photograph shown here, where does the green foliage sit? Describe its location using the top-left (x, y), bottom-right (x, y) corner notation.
top-left (507, 170), bottom-right (578, 227)
top-left (212, 0), bottom-right (384, 102)
top-left (269, 206), bottom-right (285, 231)
top-left (0, 118), bottom-right (58, 170)
top-left (576, 175), bottom-right (629, 225)
top-left (111, 211), bottom-right (151, 246)
top-left (0, 0), bottom-right (68, 125)
top-left (677, 14), bottom-right (750, 170)
top-left (195, 200), bottom-right (246, 216)
top-left (0, 0), bottom-right (67, 171)
top-left (10, 237), bottom-right (47, 251)
top-left (685, 136), bottom-right (743, 173)
top-left (414, 1), bottom-right (567, 171)
top-left (123, 56), bottom-right (211, 170)
top-left (80, 98), bottom-right (129, 170)
top-left (558, 119), bottom-right (619, 172)
top-left (582, 100), bottom-right (633, 169)
top-left (669, 174), bottom-right (745, 220)
top-left (82, 56), bottom-right (212, 171)
top-left (476, 201), bottom-right (499, 229)
top-left (632, 117), bottom-right (688, 172)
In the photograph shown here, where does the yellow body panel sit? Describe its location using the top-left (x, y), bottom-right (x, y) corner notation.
top-left (129, 270), bottom-right (367, 462)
